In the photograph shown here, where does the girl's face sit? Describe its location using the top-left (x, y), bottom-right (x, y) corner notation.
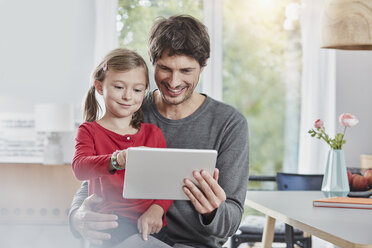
top-left (95, 67), bottom-right (147, 120)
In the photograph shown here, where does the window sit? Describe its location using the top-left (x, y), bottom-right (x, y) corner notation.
top-left (117, 0), bottom-right (203, 89)
top-left (222, 0), bottom-right (302, 184)
top-left (117, 0), bottom-right (302, 182)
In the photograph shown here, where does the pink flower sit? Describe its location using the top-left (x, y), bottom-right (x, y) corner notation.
top-left (309, 113), bottom-right (359, 150)
top-left (339, 113), bottom-right (359, 127)
top-left (314, 119), bottom-right (324, 130)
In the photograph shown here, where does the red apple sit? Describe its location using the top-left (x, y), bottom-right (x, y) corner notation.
top-left (363, 169), bottom-right (372, 187)
top-left (351, 174), bottom-right (369, 191)
top-left (352, 173), bottom-right (357, 180)
top-left (347, 171), bottom-right (353, 185)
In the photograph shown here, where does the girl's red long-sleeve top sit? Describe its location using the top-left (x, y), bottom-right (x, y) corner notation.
top-left (72, 121), bottom-right (173, 226)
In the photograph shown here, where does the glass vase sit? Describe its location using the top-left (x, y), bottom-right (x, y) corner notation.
top-left (321, 149), bottom-right (350, 197)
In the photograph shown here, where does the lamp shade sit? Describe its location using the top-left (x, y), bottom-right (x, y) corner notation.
top-left (34, 103), bottom-right (74, 132)
top-left (321, 0), bottom-right (372, 50)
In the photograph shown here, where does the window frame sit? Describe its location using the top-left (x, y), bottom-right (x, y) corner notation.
top-left (202, 0), bottom-right (223, 101)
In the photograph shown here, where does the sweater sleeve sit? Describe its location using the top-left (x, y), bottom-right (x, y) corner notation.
top-left (71, 124), bottom-right (112, 180)
top-left (199, 115), bottom-right (249, 238)
top-left (68, 181), bottom-right (88, 239)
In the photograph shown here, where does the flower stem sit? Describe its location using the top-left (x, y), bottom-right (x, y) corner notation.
top-left (342, 126), bottom-right (347, 137)
top-left (338, 126), bottom-right (347, 149)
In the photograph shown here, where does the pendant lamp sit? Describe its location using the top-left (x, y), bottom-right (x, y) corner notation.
top-left (321, 0), bottom-right (372, 50)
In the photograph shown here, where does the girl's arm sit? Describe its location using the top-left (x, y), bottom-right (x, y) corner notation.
top-left (72, 125), bottom-right (113, 180)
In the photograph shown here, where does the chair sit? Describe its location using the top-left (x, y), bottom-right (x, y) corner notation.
top-left (231, 173), bottom-right (323, 248)
top-left (276, 173), bottom-right (323, 191)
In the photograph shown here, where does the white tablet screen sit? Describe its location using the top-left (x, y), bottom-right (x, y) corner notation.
top-left (123, 147), bottom-right (217, 200)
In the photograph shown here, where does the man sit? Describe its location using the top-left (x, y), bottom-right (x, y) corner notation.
top-left (69, 14), bottom-right (249, 248)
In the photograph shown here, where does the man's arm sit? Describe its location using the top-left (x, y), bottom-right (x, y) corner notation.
top-left (69, 181), bottom-right (88, 232)
top-left (183, 115), bottom-right (249, 237)
top-left (68, 181), bottom-right (119, 245)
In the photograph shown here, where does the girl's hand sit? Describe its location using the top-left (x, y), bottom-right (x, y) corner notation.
top-left (108, 150), bottom-right (127, 172)
top-left (116, 147), bottom-right (147, 170)
top-left (116, 150), bottom-right (127, 169)
top-left (137, 204), bottom-right (164, 241)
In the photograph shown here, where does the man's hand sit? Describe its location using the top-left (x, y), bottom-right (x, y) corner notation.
top-left (182, 168), bottom-right (226, 223)
top-left (137, 204), bottom-right (164, 241)
top-left (71, 194), bottom-right (118, 246)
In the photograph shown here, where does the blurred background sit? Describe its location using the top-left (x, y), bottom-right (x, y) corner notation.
top-left (1, 0), bottom-right (372, 247)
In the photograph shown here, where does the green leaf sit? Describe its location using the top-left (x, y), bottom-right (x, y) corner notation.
top-left (336, 133), bottom-right (344, 141)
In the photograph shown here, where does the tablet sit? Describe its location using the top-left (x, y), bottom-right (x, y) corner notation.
top-left (122, 147), bottom-right (217, 200)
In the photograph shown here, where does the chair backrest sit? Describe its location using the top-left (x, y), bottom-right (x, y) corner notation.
top-left (276, 172), bottom-right (323, 191)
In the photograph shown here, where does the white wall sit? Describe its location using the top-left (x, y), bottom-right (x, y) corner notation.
top-left (336, 50), bottom-right (372, 168)
top-left (0, 0), bottom-right (95, 113)
top-left (0, 1), bottom-right (95, 247)
top-left (0, 0), bottom-right (95, 162)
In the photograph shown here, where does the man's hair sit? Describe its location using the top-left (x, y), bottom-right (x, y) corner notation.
top-left (148, 15), bottom-right (210, 67)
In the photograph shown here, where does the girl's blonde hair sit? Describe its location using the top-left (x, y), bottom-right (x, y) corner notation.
top-left (83, 48), bottom-right (149, 129)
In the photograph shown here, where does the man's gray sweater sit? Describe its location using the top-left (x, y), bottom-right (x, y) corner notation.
top-left (70, 91), bottom-right (249, 248)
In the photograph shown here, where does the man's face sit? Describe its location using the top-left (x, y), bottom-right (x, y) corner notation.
top-left (154, 52), bottom-right (203, 106)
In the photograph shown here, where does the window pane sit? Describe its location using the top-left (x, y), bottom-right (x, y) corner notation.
top-left (222, 0), bottom-right (302, 178)
top-left (117, 0), bottom-right (203, 89)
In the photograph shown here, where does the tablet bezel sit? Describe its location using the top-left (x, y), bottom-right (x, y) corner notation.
top-left (122, 147), bottom-right (217, 200)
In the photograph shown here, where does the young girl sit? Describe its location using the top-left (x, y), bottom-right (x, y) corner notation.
top-left (72, 48), bottom-right (172, 247)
